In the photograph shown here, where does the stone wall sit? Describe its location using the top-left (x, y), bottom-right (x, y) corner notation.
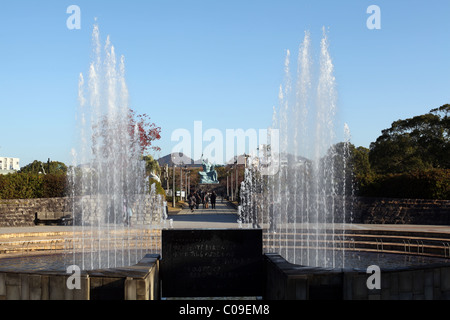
top-left (0, 195), bottom-right (166, 227)
top-left (0, 198), bottom-right (71, 227)
top-left (354, 197), bottom-right (450, 225)
top-left (1, 196), bottom-right (450, 227)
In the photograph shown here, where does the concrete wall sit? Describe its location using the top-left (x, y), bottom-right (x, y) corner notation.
top-left (264, 254), bottom-right (343, 300)
top-left (344, 266), bottom-right (450, 300)
top-left (265, 254), bottom-right (450, 300)
top-left (125, 257), bottom-right (160, 300)
top-left (0, 254), bottom-right (160, 300)
top-left (0, 271), bottom-right (89, 300)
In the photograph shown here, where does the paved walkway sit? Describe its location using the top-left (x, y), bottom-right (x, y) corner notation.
top-left (167, 201), bottom-right (240, 229)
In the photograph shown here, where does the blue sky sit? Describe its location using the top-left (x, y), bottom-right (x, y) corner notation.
top-left (1, 0), bottom-right (450, 166)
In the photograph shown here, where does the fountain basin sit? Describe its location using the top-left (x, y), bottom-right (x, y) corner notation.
top-left (1, 224), bottom-right (450, 299)
top-left (0, 253), bottom-right (159, 300)
top-left (1, 249), bottom-right (449, 300)
top-left (265, 252), bottom-right (450, 300)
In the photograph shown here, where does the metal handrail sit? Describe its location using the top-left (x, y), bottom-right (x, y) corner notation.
top-left (376, 239), bottom-right (384, 252)
top-left (403, 239), bottom-right (413, 253)
top-left (417, 240), bottom-right (424, 255)
top-left (443, 242), bottom-right (450, 258)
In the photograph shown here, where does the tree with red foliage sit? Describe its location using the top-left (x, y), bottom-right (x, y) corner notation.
top-left (128, 108), bottom-right (161, 154)
top-left (94, 107), bottom-right (161, 159)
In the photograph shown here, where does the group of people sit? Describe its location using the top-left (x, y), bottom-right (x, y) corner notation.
top-left (187, 190), bottom-right (217, 213)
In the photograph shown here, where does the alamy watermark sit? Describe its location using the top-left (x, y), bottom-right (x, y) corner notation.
top-left (66, 265), bottom-right (81, 290)
top-left (367, 5), bottom-right (381, 30)
top-left (171, 121), bottom-right (280, 175)
top-left (366, 265), bottom-right (381, 290)
top-left (66, 5), bottom-right (81, 30)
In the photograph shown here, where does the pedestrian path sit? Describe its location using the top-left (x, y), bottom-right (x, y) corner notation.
top-left (168, 201), bottom-right (240, 229)
top-left (175, 200), bottom-right (237, 215)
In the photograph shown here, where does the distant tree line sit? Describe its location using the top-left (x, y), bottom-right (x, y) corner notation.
top-left (350, 104), bottom-right (450, 200)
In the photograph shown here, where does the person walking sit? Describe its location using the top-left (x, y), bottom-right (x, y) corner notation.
top-left (195, 192), bottom-right (201, 210)
top-left (188, 192), bottom-right (196, 213)
top-left (210, 191), bottom-right (217, 209)
top-left (204, 193), bottom-right (210, 209)
top-left (202, 191), bottom-right (206, 209)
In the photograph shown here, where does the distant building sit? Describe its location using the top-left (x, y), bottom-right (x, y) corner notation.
top-left (0, 157), bottom-right (20, 174)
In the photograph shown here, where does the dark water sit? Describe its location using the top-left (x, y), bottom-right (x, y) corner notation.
top-left (278, 249), bottom-right (450, 271)
top-left (340, 251), bottom-right (450, 271)
top-left (0, 254), bottom-right (69, 272)
top-left (0, 251), bottom-right (145, 272)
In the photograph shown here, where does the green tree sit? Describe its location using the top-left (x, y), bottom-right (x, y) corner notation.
top-left (352, 146), bottom-right (371, 178)
top-left (369, 105), bottom-right (450, 174)
top-left (42, 174), bottom-right (67, 198)
top-left (349, 145), bottom-right (376, 195)
top-left (142, 155), bottom-right (161, 177)
top-left (20, 160), bottom-right (67, 175)
top-left (149, 178), bottom-right (165, 196)
top-left (358, 169), bottom-right (450, 200)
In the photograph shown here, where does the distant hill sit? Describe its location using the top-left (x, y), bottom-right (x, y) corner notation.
top-left (157, 153), bottom-right (202, 168)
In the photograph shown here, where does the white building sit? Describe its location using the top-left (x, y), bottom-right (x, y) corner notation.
top-left (0, 157), bottom-right (20, 174)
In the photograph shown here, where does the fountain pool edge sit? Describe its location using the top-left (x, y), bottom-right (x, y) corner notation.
top-left (265, 253), bottom-right (450, 300)
top-left (0, 253), bottom-right (159, 300)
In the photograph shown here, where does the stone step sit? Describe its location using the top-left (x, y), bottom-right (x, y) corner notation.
top-left (0, 228), bottom-right (162, 257)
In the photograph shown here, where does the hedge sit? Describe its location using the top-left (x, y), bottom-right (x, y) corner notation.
top-left (0, 173), bottom-right (165, 200)
top-left (0, 173), bottom-right (67, 199)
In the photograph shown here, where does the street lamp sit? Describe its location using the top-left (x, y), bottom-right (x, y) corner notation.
top-left (180, 163), bottom-right (183, 201)
top-left (171, 157), bottom-right (176, 208)
top-left (185, 165), bottom-right (188, 197)
top-left (226, 171), bottom-right (229, 199)
top-left (230, 166), bottom-right (233, 201)
top-left (234, 156), bottom-right (239, 200)
top-left (187, 169), bottom-right (190, 195)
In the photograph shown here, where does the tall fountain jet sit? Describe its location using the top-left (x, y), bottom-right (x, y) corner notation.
top-left (68, 24), bottom-right (165, 270)
top-left (240, 28), bottom-right (353, 268)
